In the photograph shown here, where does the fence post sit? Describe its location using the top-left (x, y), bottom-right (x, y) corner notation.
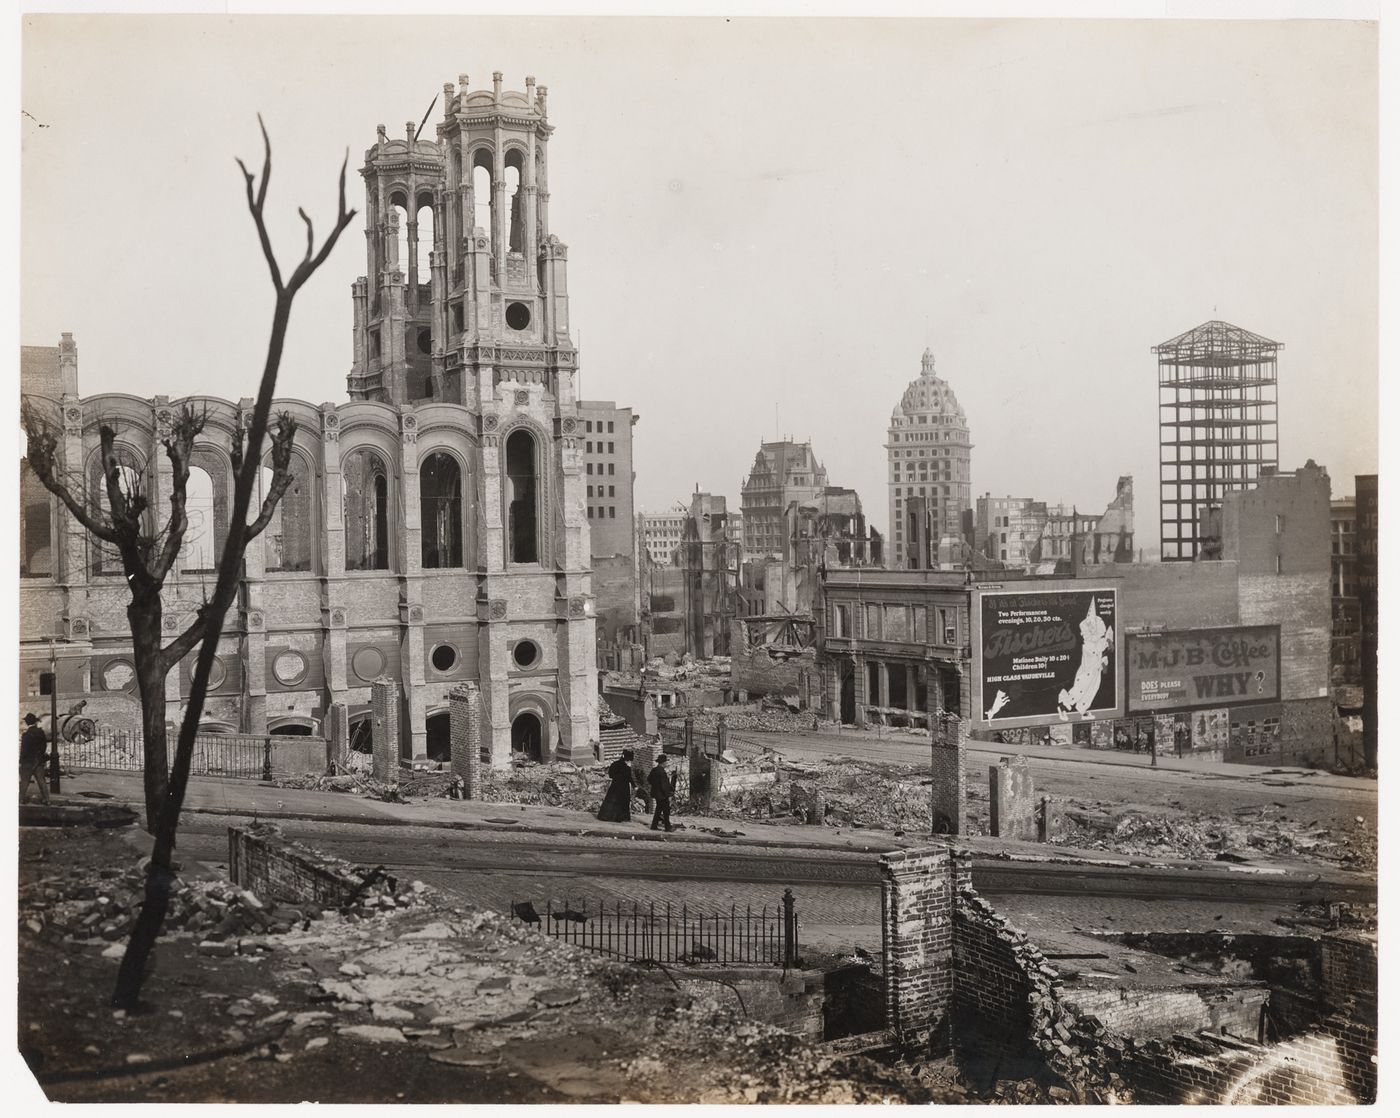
top-left (262, 735), bottom-right (273, 783)
top-left (782, 887), bottom-right (798, 968)
top-left (717, 714), bottom-right (728, 757)
top-left (684, 714), bottom-right (694, 756)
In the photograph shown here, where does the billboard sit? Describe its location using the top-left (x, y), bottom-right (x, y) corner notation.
top-left (975, 588), bottom-right (1119, 728)
top-left (1126, 626), bottom-right (1280, 714)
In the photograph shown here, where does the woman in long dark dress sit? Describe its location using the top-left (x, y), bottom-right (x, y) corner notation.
top-left (597, 749), bottom-right (635, 822)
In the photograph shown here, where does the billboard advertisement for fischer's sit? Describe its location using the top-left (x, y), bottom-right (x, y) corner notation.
top-left (973, 587), bottom-right (1120, 730)
top-left (1126, 626), bottom-right (1280, 714)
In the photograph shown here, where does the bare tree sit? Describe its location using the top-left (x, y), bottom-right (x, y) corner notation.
top-left (23, 118), bottom-right (354, 1009)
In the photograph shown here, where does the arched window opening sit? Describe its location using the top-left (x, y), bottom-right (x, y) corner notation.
top-left (504, 150), bottom-right (524, 253)
top-left (471, 153), bottom-right (493, 236)
top-left (90, 450), bottom-right (145, 574)
top-left (20, 459), bottom-right (53, 578)
top-left (390, 193), bottom-right (410, 279)
top-left (420, 452), bottom-right (463, 569)
top-left (505, 430), bottom-right (538, 564)
top-left (511, 711), bottom-right (542, 762)
top-left (181, 465), bottom-right (216, 572)
top-left (258, 455), bottom-right (313, 573)
top-left (416, 199), bottom-right (435, 272)
top-left (343, 449), bottom-right (390, 571)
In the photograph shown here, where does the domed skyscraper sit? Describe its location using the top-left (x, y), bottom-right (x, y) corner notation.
top-left (885, 349), bottom-right (973, 568)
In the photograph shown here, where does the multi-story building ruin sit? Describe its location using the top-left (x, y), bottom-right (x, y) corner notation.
top-left (887, 349), bottom-right (973, 568)
top-left (19, 74), bottom-right (605, 765)
top-left (576, 399), bottom-right (639, 655)
top-left (740, 440), bottom-right (828, 562)
top-left (639, 504), bottom-right (687, 567)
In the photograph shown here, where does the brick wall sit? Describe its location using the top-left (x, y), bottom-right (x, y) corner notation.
top-left (227, 823), bottom-right (364, 909)
top-left (1319, 931), bottom-right (1377, 1013)
top-left (930, 717), bottom-right (967, 835)
top-left (988, 755), bottom-right (1035, 840)
top-left (449, 681), bottom-right (482, 798)
top-left (878, 845), bottom-right (957, 1054)
top-left (370, 677), bottom-right (399, 781)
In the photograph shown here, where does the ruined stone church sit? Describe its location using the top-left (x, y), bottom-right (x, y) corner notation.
top-left (19, 73), bottom-right (600, 764)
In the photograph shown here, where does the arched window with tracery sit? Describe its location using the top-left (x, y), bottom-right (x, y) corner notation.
top-left (181, 464), bottom-right (216, 572)
top-left (420, 452), bottom-right (463, 569)
top-left (343, 448), bottom-right (390, 571)
top-left (505, 429), bottom-right (538, 565)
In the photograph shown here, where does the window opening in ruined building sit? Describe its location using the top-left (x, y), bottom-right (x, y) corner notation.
top-left (867, 661), bottom-right (882, 706)
top-left (431, 644), bottom-right (457, 673)
top-left (416, 328), bottom-right (432, 355)
top-left (504, 150), bottom-right (526, 253)
top-left (182, 464), bottom-right (217, 573)
top-left (426, 712), bottom-right (451, 762)
top-left (416, 199), bottom-right (434, 278)
top-left (420, 452), bottom-right (464, 569)
top-left (91, 451), bottom-right (145, 575)
top-left (511, 711), bottom-right (542, 761)
top-left (258, 457), bottom-right (313, 573)
top-left (505, 429), bottom-right (539, 564)
top-left (471, 155), bottom-right (493, 234)
top-left (608, 463), bottom-right (615, 476)
top-left (506, 301), bottom-right (531, 330)
top-left (888, 665), bottom-right (908, 709)
top-left (343, 449), bottom-right (390, 571)
top-left (20, 459), bottom-right (53, 578)
top-left (609, 506), bottom-right (615, 518)
top-left (513, 640), bottom-right (540, 669)
top-left (451, 302), bottom-right (465, 333)
top-left (390, 196), bottom-right (410, 281)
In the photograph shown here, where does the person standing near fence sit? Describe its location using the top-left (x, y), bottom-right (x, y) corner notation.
top-left (648, 753), bottom-right (676, 832)
top-left (20, 714), bottom-right (50, 805)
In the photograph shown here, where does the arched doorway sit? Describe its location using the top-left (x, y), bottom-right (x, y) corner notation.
top-left (426, 712), bottom-right (450, 762)
top-left (839, 664), bottom-right (856, 725)
top-left (511, 711), bottom-right (542, 761)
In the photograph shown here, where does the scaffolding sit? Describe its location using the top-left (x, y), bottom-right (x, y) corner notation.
top-left (1154, 320), bottom-right (1280, 561)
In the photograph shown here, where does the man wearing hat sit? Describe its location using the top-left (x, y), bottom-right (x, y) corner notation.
top-left (20, 714), bottom-right (50, 805)
top-left (647, 753), bottom-right (676, 832)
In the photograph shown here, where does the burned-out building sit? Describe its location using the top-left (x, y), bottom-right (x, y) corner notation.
top-left (19, 75), bottom-right (609, 764)
top-left (641, 491), bottom-right (741, 660)
top-left (740, 440), bottom-right (828, 563)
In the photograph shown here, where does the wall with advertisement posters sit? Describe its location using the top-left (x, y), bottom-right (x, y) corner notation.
top-left (972, 584), bottom-right (1122, 731)
top-left (1126, 626), bottom-right (1281, 715)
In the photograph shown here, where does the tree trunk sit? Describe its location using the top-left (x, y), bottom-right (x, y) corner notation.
top-left (129, 596), bottom-right (169, 833)
top-left (111, 824), bottom-right (177, 1009)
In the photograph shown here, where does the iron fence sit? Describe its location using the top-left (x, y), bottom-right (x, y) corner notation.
top-left (67, 729), bottom-right (270, 780)
top-left (511, 890), bottom-right (799, 967)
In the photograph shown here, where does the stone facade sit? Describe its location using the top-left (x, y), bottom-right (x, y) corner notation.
top-left (740, 441), bottom-right (828, 563)
top-left (887, 349), bottom-right (973, 569)
top-left (17, 75), bottom-right (602, 765)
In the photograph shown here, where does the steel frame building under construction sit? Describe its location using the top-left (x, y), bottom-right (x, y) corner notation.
top-left (1153, 320), bottom-right (1280, 561)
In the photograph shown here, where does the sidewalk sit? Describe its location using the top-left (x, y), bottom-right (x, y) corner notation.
top-left (54, 768), bottom-right (1375, 890)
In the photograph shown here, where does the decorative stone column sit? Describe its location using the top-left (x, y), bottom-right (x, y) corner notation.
top-left (449, 681), bottom-right (482, 799)
top-left (370, 677), bottom-right (399, 783)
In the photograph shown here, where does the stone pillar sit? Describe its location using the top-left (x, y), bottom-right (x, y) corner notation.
top-left (370, 677), bottom-right (399, 783)
top-left (1037, 796), bottom-right (1065, 843)
top-left (878, 845), bottom-right (957, 1055)
top-left (931, 714), bottom-right (967, 836)
top-left (989, 755), bottom-right (1035, 840)
top-left (449, 682), bottom-right (482, 799)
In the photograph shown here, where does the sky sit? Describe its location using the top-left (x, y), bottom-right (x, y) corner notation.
top-left (19, 13), bottom-right (1379, 548)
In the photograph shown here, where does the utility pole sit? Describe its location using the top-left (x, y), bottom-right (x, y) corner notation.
top-left (48, 638), bottom-right (61, 793)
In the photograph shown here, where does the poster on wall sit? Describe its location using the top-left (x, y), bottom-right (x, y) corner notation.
top-left (976, 588), bottom-right (1119, 728)
top-left (1126, 626), bottom-right (1280, 714)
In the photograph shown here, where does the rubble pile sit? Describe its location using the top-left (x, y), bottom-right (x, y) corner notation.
top-left (707, 756), bottom-right (930, 833)
top-left (479, 761), bottom-right (605, 812)
top-left (687, 704), bottom-right (830, 734)
top-left (1061, 805), bottom-right (1378, 870)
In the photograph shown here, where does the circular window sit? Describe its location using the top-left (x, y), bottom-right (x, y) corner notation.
top-left (352, 646), bottom-right (385, 683)
top-left (505, 302), bottom-right (531, 331)
top-left (431, 644), bottom-right (458, 673)
top-left (417, 328), bottom-right (432, 355)
top-left (206, 658), bottom-right (228, 690)
top-left (512, 640), bottom-right (540, 669)
top-left (101, 659), bottom-right (135, 692)
top-left (272, 650), bottom-right (308, 686)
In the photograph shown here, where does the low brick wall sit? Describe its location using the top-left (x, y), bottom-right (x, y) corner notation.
top-left (269, 737), bottom-right (332, 776)
top-left (227, 823), bottom-right (367, 909)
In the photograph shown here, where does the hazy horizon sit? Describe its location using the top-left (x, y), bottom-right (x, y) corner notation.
top-left (20, 15), bottom-right (1379, 545)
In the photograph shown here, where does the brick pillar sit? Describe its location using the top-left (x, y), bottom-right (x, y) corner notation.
top-left (988, 755), bottom-right (1035, 840)
top-left (326, 702), bottom-right (348, 773)
top-left (878, 845), bottom-right (956, 1055)
top-left (449, 682), bottom-right (482, 799)
top-left (370, 677), bottom-right (399, 784)
top-left (930, 714), bottom-right (967, 835)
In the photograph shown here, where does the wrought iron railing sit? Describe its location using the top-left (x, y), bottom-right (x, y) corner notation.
top-left (511, 890), bottom-right (799, 967)
top-left (67, 728), bottom-right (272, 781)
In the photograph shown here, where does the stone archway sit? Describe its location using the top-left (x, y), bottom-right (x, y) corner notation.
top-left (511, 711), bottom-right (542, 762)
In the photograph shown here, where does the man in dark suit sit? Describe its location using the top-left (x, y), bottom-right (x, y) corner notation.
top-left (20, 714), bottom-right (50, 805)
top-left (647, 753), bottom-right (676, 832)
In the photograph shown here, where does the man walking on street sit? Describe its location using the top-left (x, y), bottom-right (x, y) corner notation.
top-left (20, 714), bottom-right (50, 805)
top-left (648, 753), bottom-right (676, 832)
